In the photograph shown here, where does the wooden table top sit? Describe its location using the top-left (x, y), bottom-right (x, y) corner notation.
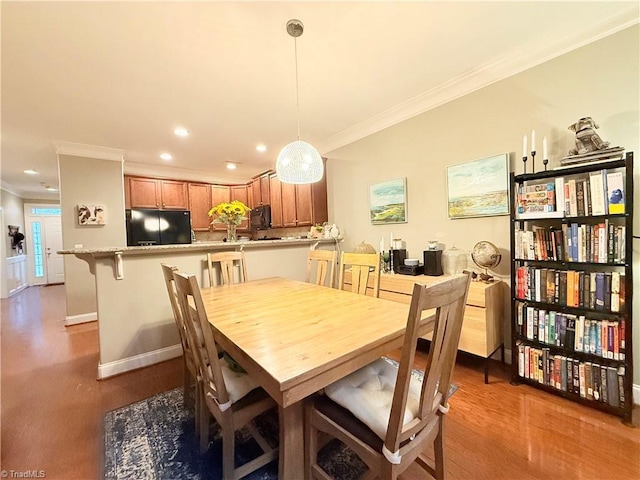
top-left (200, 277), bottom-right (414, 407)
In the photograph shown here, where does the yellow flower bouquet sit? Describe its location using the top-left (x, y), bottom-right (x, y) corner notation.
top-left (207, 200), bottom-right (251, 226)
top-left (208, 200), bottom-right (251, 242)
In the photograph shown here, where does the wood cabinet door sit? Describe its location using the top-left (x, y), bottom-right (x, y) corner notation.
top-left (281, 181), bottom-right (297, 227)
top-left (129, 177), bottom-right (161, 208)
top-left (311, 167), bottom-right (328, 225)
top-left (188, 183), bottom-right (213, 231)
top-left (295, 183), bottom-right (313, 226)
top-left (124, 176), bottom-right (132, 209)
top-left (260, 174), bottom-right (271, 205)
top-left (230, 185), bottom-right (250, 232)
top-left (251, 179), bottom-right (262, 207)
top-left (159, 180), bottom-right (188, 209)
top-left (269, 174), bottom-right (283, 228)
top-left (211, 185), bottom-right (231, 230)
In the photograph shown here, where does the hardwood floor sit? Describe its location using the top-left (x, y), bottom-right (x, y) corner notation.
top-left (2, 284), bottom-right (639, 479)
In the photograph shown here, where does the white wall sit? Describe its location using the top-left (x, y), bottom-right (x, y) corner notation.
top-left (58, 153), bottom-right (127, 318)
top-left (326, 26), bottom-right (640, 384)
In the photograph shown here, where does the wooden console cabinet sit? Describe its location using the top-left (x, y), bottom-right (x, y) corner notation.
top-left (342, 272), bottom-right (504, 383)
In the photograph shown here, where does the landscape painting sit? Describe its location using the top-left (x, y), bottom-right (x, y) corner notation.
top-left (447, 153), bottom-right (509, 219)
top-left (369, 178), bottom-right (407, 224)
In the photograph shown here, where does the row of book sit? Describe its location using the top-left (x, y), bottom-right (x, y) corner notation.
top-left (517, 342), bottom-right (626, 408)
top-left (514, 221), bottom-right (626, 263)
top-left (514, 267), bottom-right (625, 312)
top-left (515, 167), bottom-right (626, 218)
top-left (514, 302), bottom-right (626, 361)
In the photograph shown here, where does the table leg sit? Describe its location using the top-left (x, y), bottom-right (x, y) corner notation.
top-left (278, 401), bottom-right (305, 479)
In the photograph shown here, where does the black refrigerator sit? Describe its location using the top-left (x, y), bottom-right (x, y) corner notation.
top-left (126, 209), bottom-right (192, 246)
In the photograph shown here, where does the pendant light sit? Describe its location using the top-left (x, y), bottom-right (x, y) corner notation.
top-left (275, 19), bottom-right (324, 184)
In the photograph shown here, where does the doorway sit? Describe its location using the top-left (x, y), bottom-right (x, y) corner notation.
top-left (24, 204), bottom-right (64, 285)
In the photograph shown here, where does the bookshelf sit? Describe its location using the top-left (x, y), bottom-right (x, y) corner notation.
top-left (509, 151), bottom-right (633, 423)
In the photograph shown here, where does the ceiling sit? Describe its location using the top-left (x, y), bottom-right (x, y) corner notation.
top-left (2, 1), bottom-right (638, 200)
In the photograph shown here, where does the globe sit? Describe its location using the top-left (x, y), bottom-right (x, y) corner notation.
top-left (471, 241), bottom-right (501, 282)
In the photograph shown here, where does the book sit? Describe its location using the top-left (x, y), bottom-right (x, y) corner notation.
top-left (588, 170), bottom-right (607, 215)
top-left (567, 179), bottom-right (577, 217)
top-left (607, 366), bottom-right (619, 407)
top-left (575, 180), bottom-right (585, 216)
top-left (605, 170), bottom-right (625, 214)
top-left (554, 177), bottom-right (565, 214)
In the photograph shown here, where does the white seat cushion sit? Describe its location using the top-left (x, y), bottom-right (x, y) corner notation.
top-left (324, 357), bottom-right (423, 440)
top-left (214, 362), bottom-right (260, 404)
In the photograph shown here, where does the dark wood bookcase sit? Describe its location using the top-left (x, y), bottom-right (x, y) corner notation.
top-left (509, 151), bottom-right (633, 423)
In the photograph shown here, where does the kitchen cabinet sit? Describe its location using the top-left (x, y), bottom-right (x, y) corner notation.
top-left (249, 172), bottom-right (271, 207)
top-left (188, 183), bottom-right (213, 231)
top-left (127, 176), bottom-right (188, 210)
top-left (269, 173), bottom-right (283, 228)
top-left (279, 164), bottom-right (328, 227)
top-left (210, 185), bottom-right (231, 231)
top-left (230, 185), bottom-right (250, 232)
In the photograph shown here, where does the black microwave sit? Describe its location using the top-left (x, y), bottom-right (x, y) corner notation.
top-left (250, 205), bottom-right (271, 230)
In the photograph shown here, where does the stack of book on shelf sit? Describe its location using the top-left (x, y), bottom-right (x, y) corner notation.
top-left (515, 304), bottom-right (626, 361)
top-left (516, 341), bottom-right (626, 409)
top-left (560, 146), bottom-right (625, 167)
top-left (514, 222), bottom-right (626, 263)
top-left (514, 267), bottom-right (625, 312)
top-left (515, 165), bottom-right (626, 219)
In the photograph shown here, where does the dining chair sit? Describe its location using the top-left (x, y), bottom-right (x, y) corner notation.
top-left (305, 273), bottom-right (472, 480)
top-left (160, 263), bottom-right (199, 413)
top-left (172, 271), bottom-right (278, 479)
top-left (305, 249), bottom-right (337, 288)
top-left (337, 251), bottom-right (381, 297)
top-left (207, 251), bottom-right (248, 286)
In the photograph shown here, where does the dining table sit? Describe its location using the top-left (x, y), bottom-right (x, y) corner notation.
top-left (200, 276), bottom-right (432, 479)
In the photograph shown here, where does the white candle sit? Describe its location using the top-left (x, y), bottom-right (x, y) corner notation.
top-left (380, 237), bottom-right (385, 253)
top-left (531, 129), bottom-right (536, 153)
top-left (543, 136), bottom-right (548, 159)
top-left (390, 232), bottom-right (393, 247)
top-left (522, 134), bottom-right (527, 158)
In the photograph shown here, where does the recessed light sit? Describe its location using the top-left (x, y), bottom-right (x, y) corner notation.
top-left (46, 186), bottom-right (58, 192)
top-left (173, 127), bottom-right (190, 137)
top-left (226, 162), bottom-right (237, 170)
top-left (160, 153), bottom-right (173, 161)
top-left (256, 144), bottom-right (267, 153)
top-left (24, 169), bottom-right (39, 175)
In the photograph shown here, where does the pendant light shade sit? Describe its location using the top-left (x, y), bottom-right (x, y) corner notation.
top-left (276, 140), bottom-right (323, 184)
top-left (276, 19), bottom-right (324, 184)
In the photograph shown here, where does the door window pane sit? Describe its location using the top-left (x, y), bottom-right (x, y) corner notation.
top-left (31, 221), bottom-right (44, 278)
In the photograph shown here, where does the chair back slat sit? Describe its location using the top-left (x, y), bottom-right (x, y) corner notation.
top-left (173, 271), bottom-right (230, 405)
top-left (207, 251), bottom-right (248, 286)
top-left (305, 249), bottom-right (337, 288)
top-left (337, 252), bottom-right (381, 298)
top-left (161, 263), bottom-right (190, 353)
top-left (384, 274), bottom-right (471, 454)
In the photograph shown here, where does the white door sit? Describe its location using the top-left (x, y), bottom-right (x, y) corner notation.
top-left (44, 216), bottom-right (65, 284)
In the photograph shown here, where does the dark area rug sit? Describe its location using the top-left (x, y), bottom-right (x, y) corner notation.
top-left (103, 387), bottom-right (367, 480)
top-left (104, 360), bottom-right (457, 480)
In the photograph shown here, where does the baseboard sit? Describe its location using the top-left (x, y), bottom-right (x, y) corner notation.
top-left (97, 344), bottom-right (182, 379)
top-left (65, 312), bottom-right (97, 326)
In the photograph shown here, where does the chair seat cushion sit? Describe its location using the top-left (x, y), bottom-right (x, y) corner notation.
top-left (324, 357), bottom-right (422, 440)
top-left (216, 362), bottom-right (260, 404)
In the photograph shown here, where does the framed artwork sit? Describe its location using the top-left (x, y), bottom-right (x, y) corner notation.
top-left (77, 204), bottom-right (106, 225)
top-left (369, 178), bottom-right (407, 224)
top-left (447, 153), bottom-right (509, 219)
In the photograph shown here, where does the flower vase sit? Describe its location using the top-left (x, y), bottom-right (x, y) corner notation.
top-left (226, 224), bottom-right (237, 242)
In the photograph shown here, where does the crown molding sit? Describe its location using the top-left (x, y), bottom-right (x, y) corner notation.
top-left (123, 162), bottom-right (250, 185)
top-left (320, 10), bottom-right (639, 155)
top-left (54, 141), bottom-right (124, 161)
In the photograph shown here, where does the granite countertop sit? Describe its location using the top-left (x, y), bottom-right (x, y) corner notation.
top-left (58, 237), bottom-right (340, 256)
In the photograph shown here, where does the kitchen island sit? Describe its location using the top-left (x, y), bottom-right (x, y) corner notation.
top-left (60, 237), bottom-right (340, 378)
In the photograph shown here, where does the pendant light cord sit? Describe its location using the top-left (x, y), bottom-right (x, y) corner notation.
top-left (294, 36), bottom-right (300, 141)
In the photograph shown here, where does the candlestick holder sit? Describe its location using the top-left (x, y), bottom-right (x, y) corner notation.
top-left (522, 155), bottom-right (527, 174)
top-left (530, 150), bottom-right (536, 174)
top-left (543, 158), bottom-right (549, 171)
